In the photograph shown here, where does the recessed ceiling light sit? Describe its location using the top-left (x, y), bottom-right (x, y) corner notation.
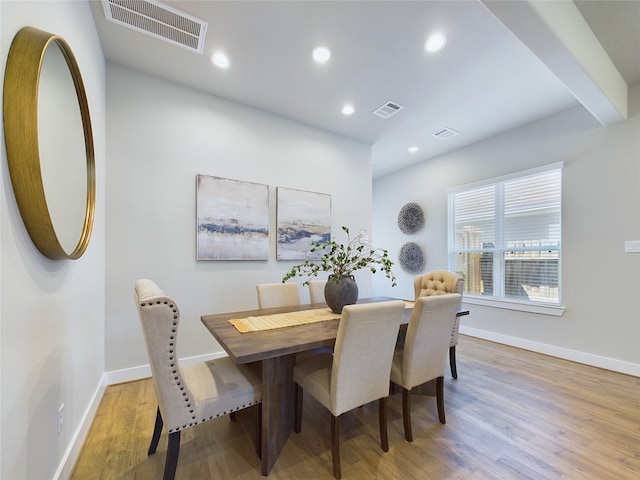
top-left (408, 146), bottom-right (419, 153)
top-left (211, 51), bottom-right (230, 69)
top-left (341, 104), bottom-right (354, 115)
top-left (424, 33), bottom-right (446, 53)
top-left (312, 45), bottom-right (331, 63)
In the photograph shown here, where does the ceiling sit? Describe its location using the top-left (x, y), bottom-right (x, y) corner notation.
top-left (90, 0), bottom-right (640, 178)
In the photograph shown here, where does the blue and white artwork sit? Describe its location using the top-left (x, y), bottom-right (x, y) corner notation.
top-left (276, 187), bottom-right (331, 260)
top-left (197, 175), bottom-right (269, 260)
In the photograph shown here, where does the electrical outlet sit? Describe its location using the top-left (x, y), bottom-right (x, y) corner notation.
top-left (57, 403), bottom-right (64, 436)
top-left (624, 240), bottom-right (640, 253)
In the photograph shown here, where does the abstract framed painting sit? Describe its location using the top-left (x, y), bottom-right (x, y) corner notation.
top-left (196, 175), bottom-right (269, 260)
top-left (276, 187), bottom-right (331, 260)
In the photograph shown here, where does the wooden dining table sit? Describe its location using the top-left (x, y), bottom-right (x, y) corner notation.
top-left (200, 297), bottom-right (469, 476)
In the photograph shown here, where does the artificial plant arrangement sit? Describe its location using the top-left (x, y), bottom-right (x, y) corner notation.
top-left (282, 226), bottom-right (397, 287)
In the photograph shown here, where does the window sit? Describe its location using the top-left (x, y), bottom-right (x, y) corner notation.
top-left (448, 163), bottom-right (562, 310)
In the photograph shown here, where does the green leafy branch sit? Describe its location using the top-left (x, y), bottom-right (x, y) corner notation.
top-left (282, 226), bottom-right (397, 287)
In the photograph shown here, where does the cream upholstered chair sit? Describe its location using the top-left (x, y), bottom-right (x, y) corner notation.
top-left (293, 300), bottom-right (405, 479)
top-left (414, 270), bottom-right (464, 378)
top-left (391, 293), bottom-right (462, 442)
top-left (134, 279), bottom-right (262, 480)
top-left (308, 279), bottom-right (327, 304)
top-left (256, 282), bottom-right (301, 309)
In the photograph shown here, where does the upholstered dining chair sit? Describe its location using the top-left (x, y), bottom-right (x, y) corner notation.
top-left (134, 279), bottom-right (262, 480)
top-left (256, 282), bottom-right (301, 309)
top-left (293, 300), bottom-right (405, 479)
top-left (308, 279), bottom-right (327, 304)
top-left (414, 270), bottom-right (465, 378)
top-left (390, 293), bottom-right (462, 442)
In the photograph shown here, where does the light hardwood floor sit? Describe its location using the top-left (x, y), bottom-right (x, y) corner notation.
top-left (71, 336), bottom-right (640, 479)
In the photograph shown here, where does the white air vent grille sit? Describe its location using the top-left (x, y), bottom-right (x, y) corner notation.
top-left (433, 127), bottom-right (458, 139)
top-left (373, 101), bottom-right (404, 119)
top-left (102, 0), bottom-right (208, 54)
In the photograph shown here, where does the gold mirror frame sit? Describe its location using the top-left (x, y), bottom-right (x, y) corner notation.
top-left (3, 26), bottom-right (95, 260)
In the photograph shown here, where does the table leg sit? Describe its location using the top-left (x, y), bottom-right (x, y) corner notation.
top-left (260, 353), bottom-right (295, 476)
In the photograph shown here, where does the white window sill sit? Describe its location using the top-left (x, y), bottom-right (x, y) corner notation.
top-left (462, 296), bottom-right (565, 316)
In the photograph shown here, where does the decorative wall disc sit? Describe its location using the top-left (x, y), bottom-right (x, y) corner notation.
top-left (398, 242), bottom-right (424, 274)
top-left (397, 202), bottom-right (424, 234)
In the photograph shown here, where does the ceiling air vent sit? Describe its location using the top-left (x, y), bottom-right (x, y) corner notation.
top-left (102, 0), bottom-right (208, 54)
top-left (433, 127), bottom-right (458, 140)
top-left (373, 101), bottom-right (404, 119)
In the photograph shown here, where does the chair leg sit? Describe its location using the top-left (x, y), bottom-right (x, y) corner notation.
top-left (389, 380), bottom-right (398, 395)
top-left (255, 404), bottom-right (262, 458)
top-left (331, 414), bottom-right (341, 479)
top-left (378, 397), bottom-right (389, 452)
top-left (148, 407), bottom-right (164, 455)
top-left (449, 345), bottom-right (458, 379)
top-left (402, 387), bottom-right (413, 443)
top-left (294, 383), bottom-right (303, 434)
top-left (163, 431), bottom-right (181, 480)
top-left (436, 376), bottom-right (446, 424)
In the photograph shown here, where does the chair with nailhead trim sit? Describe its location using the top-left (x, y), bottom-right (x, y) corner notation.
top-left (414, 270), bottom-right (465, 378)
top-left (134, 279), bottom-right (262, 480)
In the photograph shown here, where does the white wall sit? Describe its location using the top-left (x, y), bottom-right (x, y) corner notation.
top-left (1, 2), bottom-right (106, 479)
top-left (373, 87), bottom-right (640, 375)
top-left (104, 65), bottom-right (372, 373)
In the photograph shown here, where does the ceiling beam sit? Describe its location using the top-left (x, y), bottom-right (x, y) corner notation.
top-left (482, 0), bottom-right (627, 126)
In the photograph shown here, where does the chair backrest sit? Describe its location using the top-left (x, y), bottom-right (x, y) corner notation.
top-left (330, 300), bottom-right (405, 415)
top-left (256, 282), bottom-right (301, 309)
top-left (308, 280), bottom-right (327, 304)
top-left (400, 294), bottom-right (462, 388)
top-left (134, 279), bottom-right (195, 431)
top-left (414, 270), bottom-right (464, 299)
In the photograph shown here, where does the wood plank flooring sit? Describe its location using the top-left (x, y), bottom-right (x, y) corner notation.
top-left (70, 336), bottom-right (640, 479)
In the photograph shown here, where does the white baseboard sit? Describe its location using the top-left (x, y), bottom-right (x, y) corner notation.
top-left (105, 350), bottom-right (228, 384)
top-left (54, 351), bottom-right (228, 479)
top-left (460, 325), bottom-right (640, 377)
top-left (53, 374), bottom-right (107, 480)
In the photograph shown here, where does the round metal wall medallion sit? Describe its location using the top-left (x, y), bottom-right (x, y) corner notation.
top-left (398, 242), bottom-right (424, 274)
top-left (397, 202), bottom-right (424, 234)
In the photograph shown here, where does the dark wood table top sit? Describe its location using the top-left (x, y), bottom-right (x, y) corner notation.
top-left (201, 297), bottom-right (469, 365)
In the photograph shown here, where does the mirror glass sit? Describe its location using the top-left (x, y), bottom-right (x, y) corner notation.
top-left (38, 40), bottom-right (88, 253)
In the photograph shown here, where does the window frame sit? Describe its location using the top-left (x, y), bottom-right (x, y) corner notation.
top-left (447, 163), bottom-right (565, 316)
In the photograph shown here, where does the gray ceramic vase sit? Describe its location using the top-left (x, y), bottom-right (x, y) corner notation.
top-left (324, 274), bottom-right (358, 313)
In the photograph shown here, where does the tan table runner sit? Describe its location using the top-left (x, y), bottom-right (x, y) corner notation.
top-left (229, 308), bottom-right (340, 333)
top-left (229, 301), bottom-right (415, 333)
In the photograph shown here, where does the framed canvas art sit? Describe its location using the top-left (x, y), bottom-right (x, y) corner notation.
top-left (196, 175), bottom-right (269, 260)
top-left (276, 187), bottom-right (331, 260)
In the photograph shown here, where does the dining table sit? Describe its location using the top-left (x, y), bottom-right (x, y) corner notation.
top-left (200, 297), bottom-right (469, 476)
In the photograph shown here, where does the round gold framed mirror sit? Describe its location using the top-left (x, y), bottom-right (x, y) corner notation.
top-left (3, 26), bottom-right (95, 260)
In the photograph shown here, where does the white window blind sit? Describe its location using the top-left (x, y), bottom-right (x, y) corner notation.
top-left (448, 164), bottom-right (562, 305)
